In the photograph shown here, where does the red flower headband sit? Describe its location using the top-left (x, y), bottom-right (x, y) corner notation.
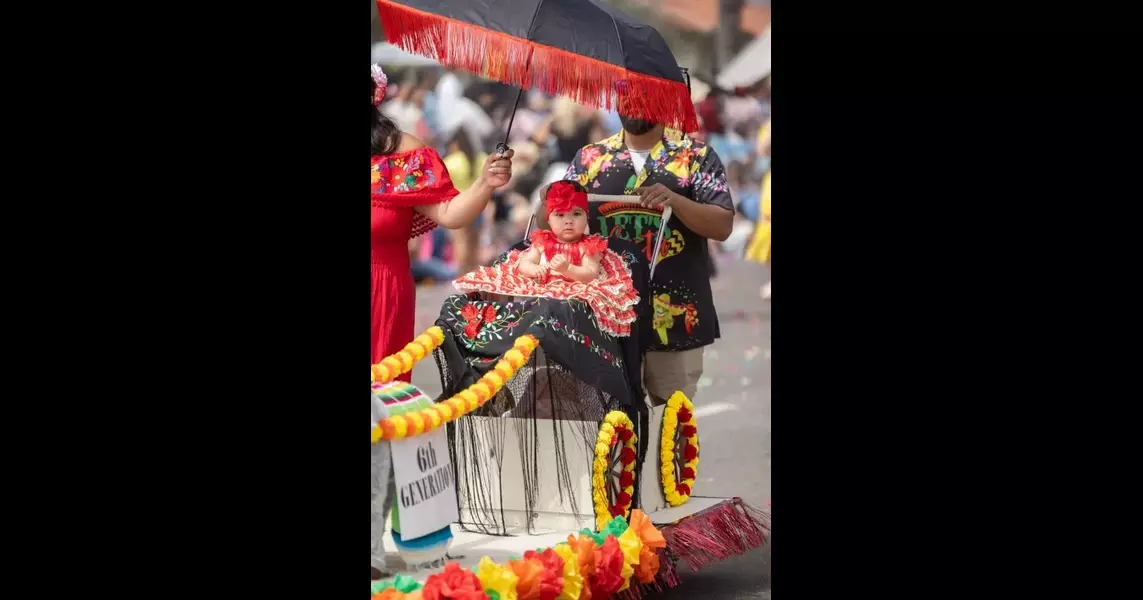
top-left (546, 181), bottom-right (588, 218)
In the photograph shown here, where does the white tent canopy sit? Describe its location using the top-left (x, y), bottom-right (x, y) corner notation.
top-left (371, 42), bottom-right (441, 67)
top-left (716, 27), bottom-right (771, 90)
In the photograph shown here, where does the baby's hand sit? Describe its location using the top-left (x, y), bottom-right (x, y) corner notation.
top-left (549, 254), bottom-right (570, 272)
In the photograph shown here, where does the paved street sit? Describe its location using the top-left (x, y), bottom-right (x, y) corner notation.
top-left (411, 255), bottom-right (772, 599)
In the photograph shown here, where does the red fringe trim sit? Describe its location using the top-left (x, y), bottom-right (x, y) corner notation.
top-left (659, 498), bottom-right (771, 573)
top-left (375, 0), bottom-right (700, 133)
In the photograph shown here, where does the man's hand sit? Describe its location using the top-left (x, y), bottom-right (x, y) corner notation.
top-left (635, 183), bottom-right (683, 209)
top-left (549, 254), bottom-right (570, 273)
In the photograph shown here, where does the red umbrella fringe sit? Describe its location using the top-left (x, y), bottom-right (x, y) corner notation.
top-left (376, 0), bottom-right (700, 132)
top-left (659, 498), bottom-right (771, 572)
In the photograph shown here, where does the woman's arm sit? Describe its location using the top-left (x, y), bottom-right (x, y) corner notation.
top-left (400, 133), bottom-right (515, 229)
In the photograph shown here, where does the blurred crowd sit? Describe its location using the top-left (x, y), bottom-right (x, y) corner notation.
top-left (379, 65), bottom-right (771, 283)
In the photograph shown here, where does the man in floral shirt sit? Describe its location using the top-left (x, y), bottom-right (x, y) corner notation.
top-left (564, 111), bottom-right (734, 406)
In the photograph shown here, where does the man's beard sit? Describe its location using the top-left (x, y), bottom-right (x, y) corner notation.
top-left (620, 115), bottom-right (656, 135)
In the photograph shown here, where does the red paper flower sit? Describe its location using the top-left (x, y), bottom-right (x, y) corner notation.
top-left (609, 505), bottom-right (624, 517)
top-left (680, 467), bottom-right (696, 480)
top-left (683, 445), bottom-right (698, 461)
top-left (681, 425), bottom-right (697, 438)
top-left (523, 549), bottom-right (566, 600)
top-left (590, 537), bottom-right (626, 598)
top-left (676, 483), bottom-right (691, 496)
top-left (619, 447), bottom-right (636, 465)
top-left (421, 563), bottom-right (489, 600)
top-left (677, 408), bottom-right (692, 423)
top-left (616, 491), bottom-right (631, 507)
top-left (619, 472), bottom-right (635, 487)
top-left (617, 428), bottom-right (634, 442)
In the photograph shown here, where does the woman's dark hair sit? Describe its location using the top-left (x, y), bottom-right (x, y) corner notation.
top-left (534, 180), bottom-right (588, 230)
top-left (371, 75), bottom-right (400, 156)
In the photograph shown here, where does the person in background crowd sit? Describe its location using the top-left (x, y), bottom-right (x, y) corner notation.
top-left (745, 118), bottom-right (771, 300)
top-left (442, 126), bottom-right (490, 274)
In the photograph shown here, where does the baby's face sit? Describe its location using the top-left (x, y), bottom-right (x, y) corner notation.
top-left (547, 207), bottom-right (588, 242)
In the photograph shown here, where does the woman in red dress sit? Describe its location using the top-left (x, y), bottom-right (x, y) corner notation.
top-left (371, 66), bottom-right (514, 370)
top-left (371, 65), bottom-right (513, 581)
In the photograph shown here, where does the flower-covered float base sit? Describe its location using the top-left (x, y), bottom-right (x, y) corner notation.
top-left (372, 500), bottom-right (771, 600)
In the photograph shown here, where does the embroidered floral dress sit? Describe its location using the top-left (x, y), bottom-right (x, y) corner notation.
top-left (371, 147), bottom-right (458, 369)
top-left (453, 229), bottom-right (639, 337)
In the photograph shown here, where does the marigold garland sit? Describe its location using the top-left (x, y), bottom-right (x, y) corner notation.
top-left (371, 511), bottom-right (665, 600)
top-left (372, 326), bottom-right (446, 384)
top-left (372, 334), bottom-right (538, 443)
top-left (593, 411), bottom-right (638, 530)
top-left (660, 391), bottom-right (699, 506)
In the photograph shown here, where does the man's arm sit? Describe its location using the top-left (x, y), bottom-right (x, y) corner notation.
top-left (661, 194), bottom-right (734, 241)
top-left (635, 144), bottom-right (735, 241)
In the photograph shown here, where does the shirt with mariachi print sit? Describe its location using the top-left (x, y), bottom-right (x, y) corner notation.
top-left (564, 130), bottom-right (734, 352)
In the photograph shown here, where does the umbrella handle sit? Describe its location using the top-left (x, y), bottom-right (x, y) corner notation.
top-left (496, 87), bottom-right (527, 156)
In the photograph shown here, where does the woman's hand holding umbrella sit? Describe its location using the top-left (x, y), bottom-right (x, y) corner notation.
top-left (481, 149), bottom-right (516, 189)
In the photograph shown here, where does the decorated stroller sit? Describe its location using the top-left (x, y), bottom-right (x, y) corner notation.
top-left (370, 197), bottom-right (770, 598)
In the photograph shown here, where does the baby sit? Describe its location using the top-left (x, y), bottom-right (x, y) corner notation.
top-left (454, 181), bottom-right (639, 337)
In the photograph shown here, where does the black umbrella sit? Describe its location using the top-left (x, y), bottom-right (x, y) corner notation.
top-left (375, 0), bottom-right (699, 143)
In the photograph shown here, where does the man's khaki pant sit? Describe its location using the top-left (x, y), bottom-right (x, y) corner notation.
top-left (644, 348), bottom-right (705, 406)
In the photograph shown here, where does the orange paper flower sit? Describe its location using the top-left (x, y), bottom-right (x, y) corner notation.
top-left (566, 534), bottom-right (598, 600)
top-left (509, 557), bottom-right (546, 600)
top-left (627, 510), bottom-right (667, 550)
top-left (635, 545), bottom-right (661, 584)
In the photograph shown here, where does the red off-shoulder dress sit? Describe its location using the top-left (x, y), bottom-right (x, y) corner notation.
top-left (371, 147), bottom-right (459, 373)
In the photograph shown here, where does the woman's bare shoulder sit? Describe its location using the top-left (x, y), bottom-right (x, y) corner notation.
top-left (397, 132), bottom-right (426, 152)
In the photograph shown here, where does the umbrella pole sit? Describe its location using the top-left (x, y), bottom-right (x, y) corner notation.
top-left (495, 87), bottom-right (526, 155)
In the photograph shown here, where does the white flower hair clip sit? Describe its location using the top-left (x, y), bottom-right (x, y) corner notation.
top-left (371, 64), bottom-right (388, 106)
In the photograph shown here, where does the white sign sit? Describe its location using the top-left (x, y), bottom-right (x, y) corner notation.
top-left (391, 428), bottom-right (460, 540)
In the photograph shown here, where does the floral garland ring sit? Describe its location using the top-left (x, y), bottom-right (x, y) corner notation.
top-left (371, 334), bottom-right (537, 443)
top-left (371, 326), bottom-right (445, 384)
top-left (660, 391), bottom-right (699, 506)
top-left (593, 410), bottom-right (638, 530)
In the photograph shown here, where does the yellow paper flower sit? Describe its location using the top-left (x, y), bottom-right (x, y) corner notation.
top-left (477, 556), bottom-right (519, 600)
top-left (615, 527), bottom-right (644, 592)
top-left (552, 544), bottom-right (583, 600)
